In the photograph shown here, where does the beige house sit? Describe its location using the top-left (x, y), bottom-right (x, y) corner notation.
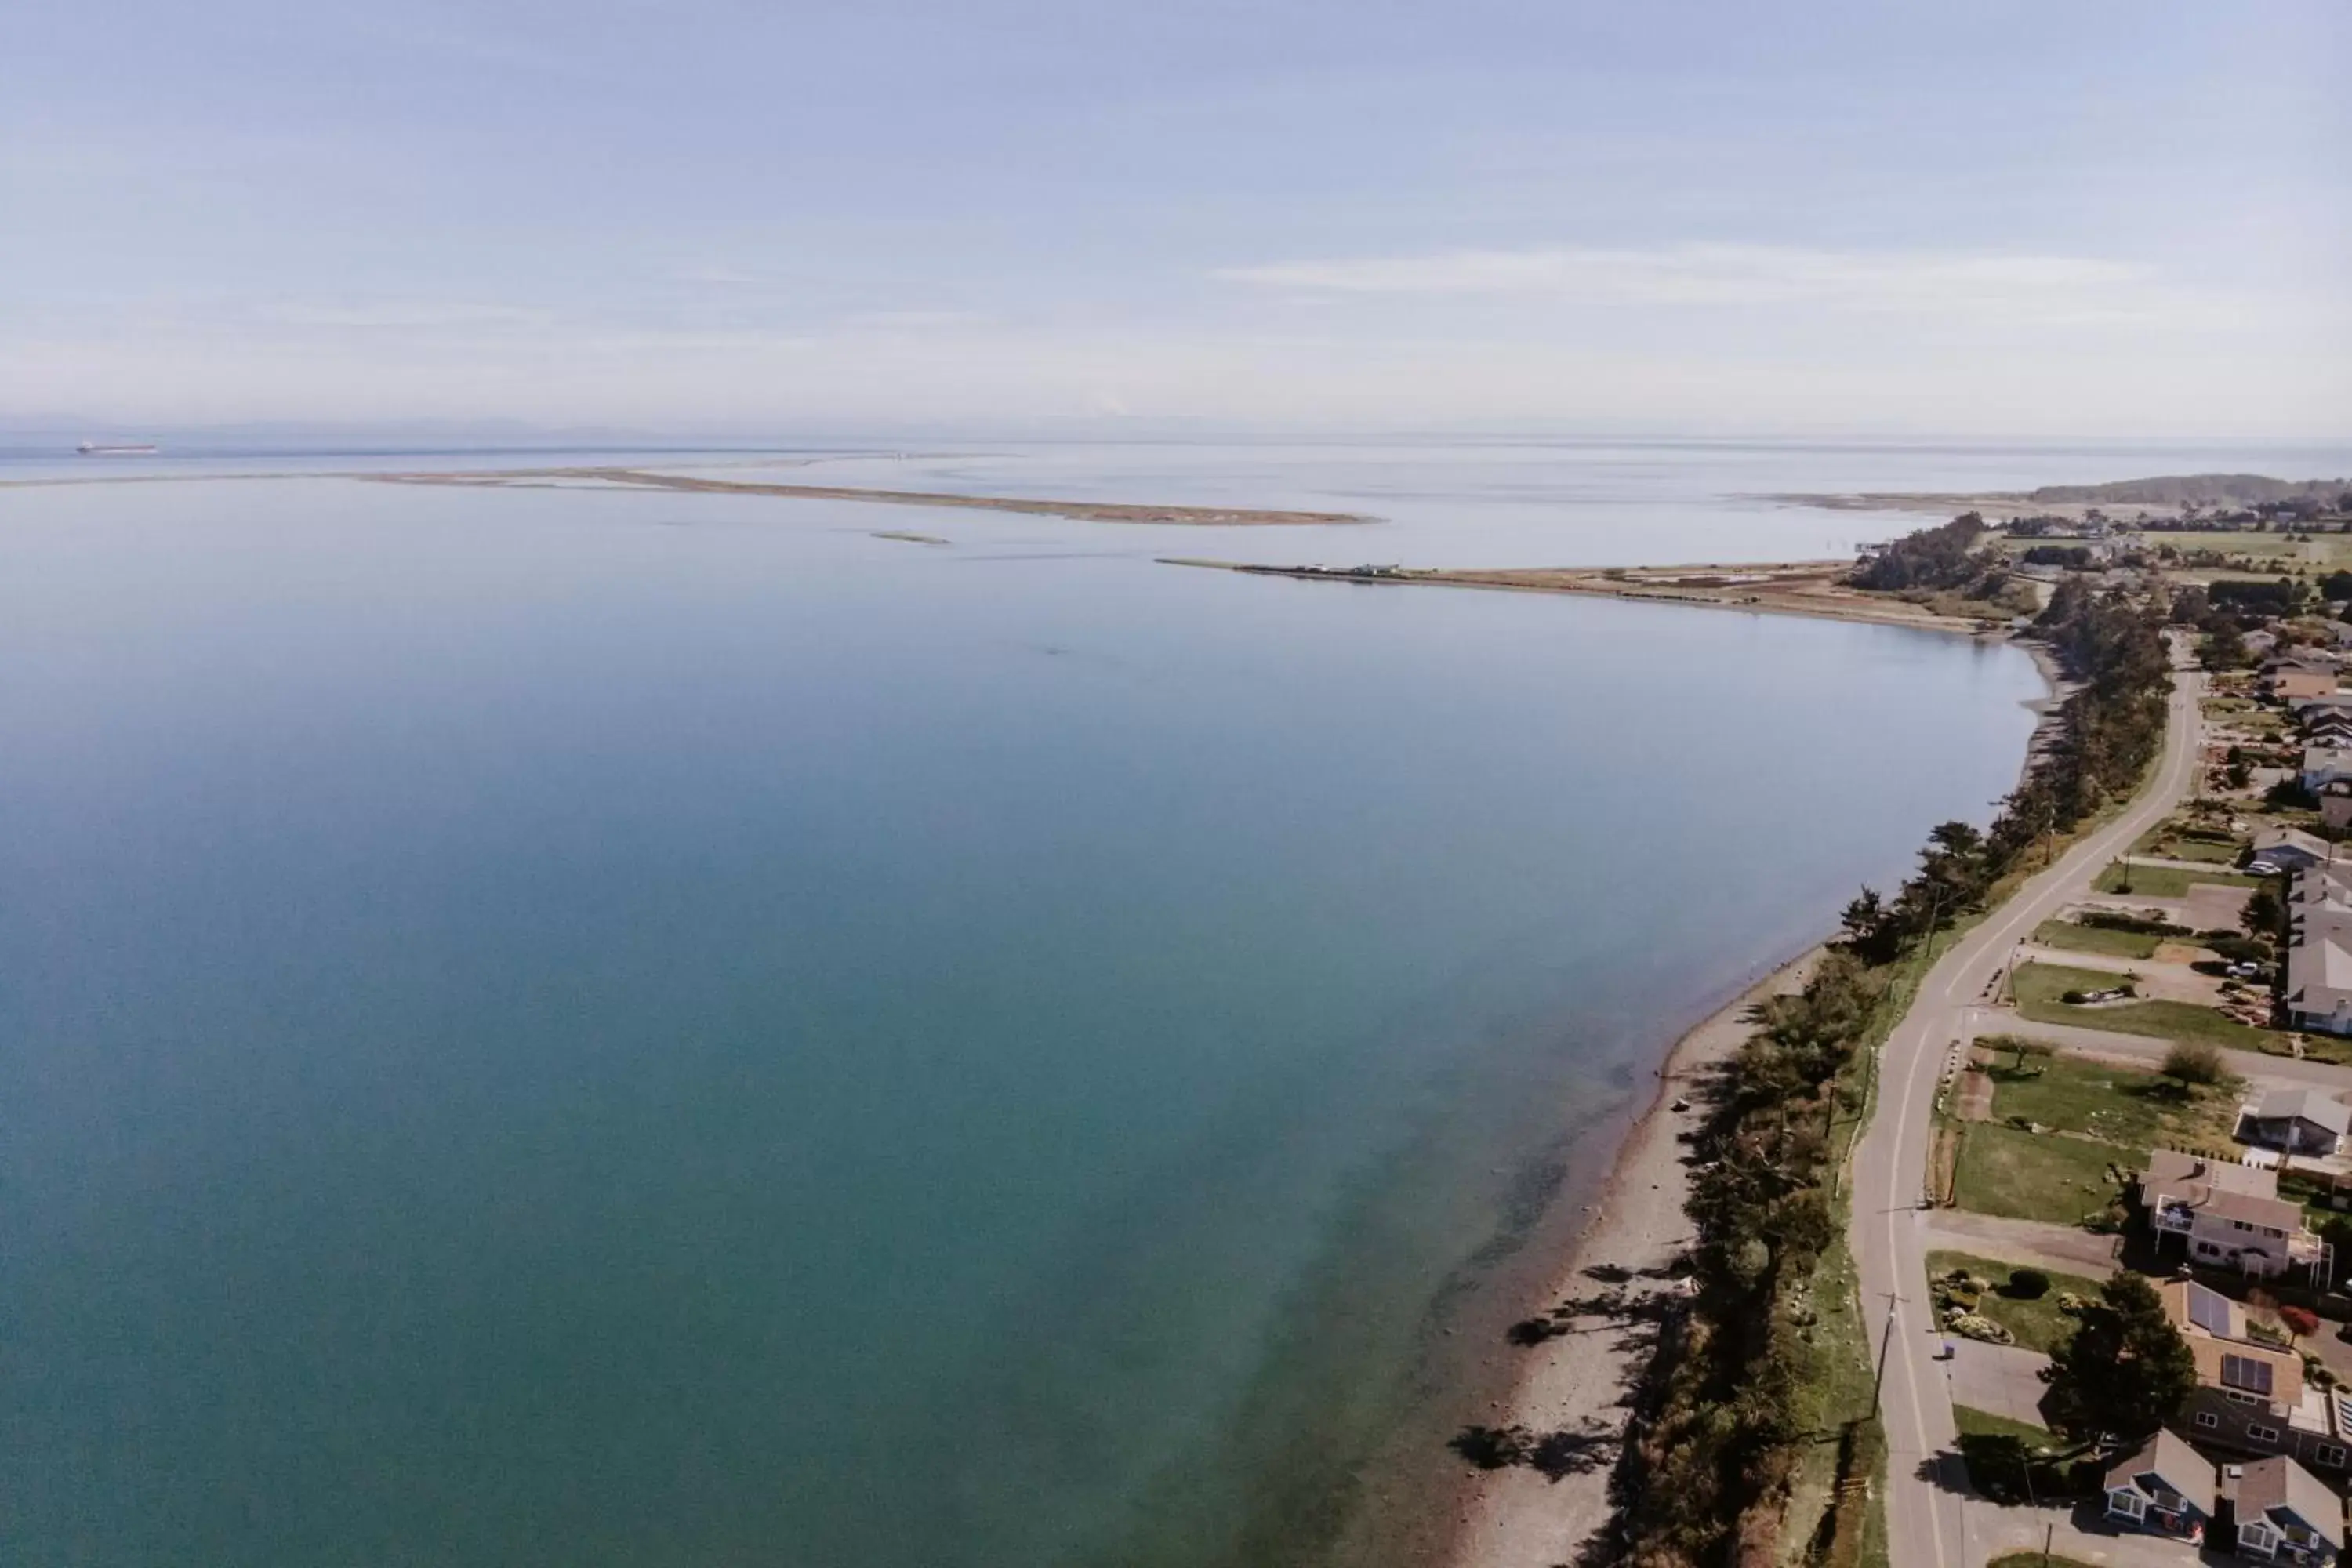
top-left (2272, 663), bottom-right (2343, 702)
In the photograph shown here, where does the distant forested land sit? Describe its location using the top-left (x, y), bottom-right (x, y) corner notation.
top-left (2028, 474), bottom-right (2349, 506)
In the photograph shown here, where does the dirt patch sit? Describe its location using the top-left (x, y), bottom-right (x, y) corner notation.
top-left (1954, 1054), bottom-right (1996, 1123)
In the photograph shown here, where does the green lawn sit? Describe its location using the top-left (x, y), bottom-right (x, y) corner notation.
top-left (1927, 1251), bottom-right (2104, 1355)
top-left (1980, 1050), bottom-right (2236, 1147)
top-left (1951, 1122), bottom-right (2138, 1225)
top-left (2092, 862), bottom-right (2259, 896)
top-left (2031, 919), bottom-right (2161, 960)
top-left (2011, 962), bottom-right (2277, 1051)
top-left (1953, 1404), bottom-right (2060, 1446)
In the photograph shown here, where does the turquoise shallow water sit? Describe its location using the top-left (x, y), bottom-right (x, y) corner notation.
top-left (3, 453), bottom-right (2053, 1565)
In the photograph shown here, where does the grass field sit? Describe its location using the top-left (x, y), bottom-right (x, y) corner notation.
top-left (1952, 1121), bottom-right (2138, 1225)
top-left (2031, 919), bottom-right (2161, 960)
top-left (1952, 1404), bottom-right (2060, 1446)
top-left (1981, 1050), bottom-right (2237, 1147)
top-left (2130, 828), bottom-right (2241, 864)
top-left (2092, 862), bottom-right (2260, 896)
top-left (2011, 961), bottom-right (2276, 1051)
top-left (1928, 1251), bottom-right (2103, 1355)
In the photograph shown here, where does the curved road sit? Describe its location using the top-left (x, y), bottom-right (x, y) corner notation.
top-left (1849, 644), bottom-right (2203, 1568)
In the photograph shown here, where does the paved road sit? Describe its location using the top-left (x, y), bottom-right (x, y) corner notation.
top-left (1849, 648), bottom-right (2205, 1568)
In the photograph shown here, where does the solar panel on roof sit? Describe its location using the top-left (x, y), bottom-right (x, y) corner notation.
top-left (2223, 1353), bottom-right (2276, 1396)
top-left (2190, 1283), bottom-right (2234, 1335)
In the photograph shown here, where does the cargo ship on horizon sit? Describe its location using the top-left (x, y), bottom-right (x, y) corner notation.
top-left (77, 441), bottom-right (161, 456)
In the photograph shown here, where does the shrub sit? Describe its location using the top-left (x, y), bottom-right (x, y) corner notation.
top-left (2007, 1269), bottom-right (2052, 1300)
top-left (1950, 1313), bottom-right (2015, 1345)
top-left (2282, 1305), bottom-right (2321, 1341)
top-left (2163, 1041), bottom-right (2228, 1085)
top-left (2082, 909), bottom-right (2189, 935)
top-left (2203, 934), bottom-right (2273, 966)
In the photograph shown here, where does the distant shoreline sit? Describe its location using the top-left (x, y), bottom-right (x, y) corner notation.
top-left (1161, 556), bottom-right (2009, 636)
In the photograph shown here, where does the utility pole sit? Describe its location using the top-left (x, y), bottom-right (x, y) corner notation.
top-left (1871, 1290), bottom-right (1904, 1417)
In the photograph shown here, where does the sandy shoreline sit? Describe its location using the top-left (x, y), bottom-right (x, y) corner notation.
top-left (1161, 557), bottom-right (2009, 636)
top-left (1438, 946), bottom-right (1821, 1568)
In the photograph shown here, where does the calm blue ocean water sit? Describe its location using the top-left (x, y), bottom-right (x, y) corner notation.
top-left (0, 439), bottom-right (2326, 1566)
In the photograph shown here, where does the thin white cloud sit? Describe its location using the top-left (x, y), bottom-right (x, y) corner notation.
top-left (672, 263), bottom-right (766, 287)
top-left (1214, 243), bottom-right (2172, 323)
top-left (837, 310), bottom-right (989, 332)
top-left (263, 301), bottom-right (554, 330)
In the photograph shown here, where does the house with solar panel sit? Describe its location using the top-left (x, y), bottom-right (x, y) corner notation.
top-left (2164, 1279), bottom-right (2352, 1472)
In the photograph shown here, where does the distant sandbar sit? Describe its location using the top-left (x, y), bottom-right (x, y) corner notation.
top-left (372, 466), bottom-right (1375, 527)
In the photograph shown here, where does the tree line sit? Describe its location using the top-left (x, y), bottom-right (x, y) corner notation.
top-left (1838, 574), bottom-right (2170, 964)
top-left (1615, 954), bottom-right (1879, 1566)
top-left (1846, 512), bottom-right (1992, 593)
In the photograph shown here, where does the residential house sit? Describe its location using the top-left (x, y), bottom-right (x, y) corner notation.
top-left (2235, 1453), bottom-right (2345, 1565)
top-left (2307, 750), bottom-right (2352, 795)
top-left (2257, 826), bottom-right (2340, 873)
top-left (2287, 866), bottom-right (2352, 1038)
top-left (2138, 1149), bottom-right (2329, 1282)
top-left (2162, 1279), bottom-right (2350, 1470)
top-left (2241, 1088), bottom-right (2352, 1156)
top-left (2307, 718), bottom-right (2352, 750)
top-left (2270, 661), bottom-right (2343, 702)
top-left (2105, 1427), bottom-right (2215, 1541)
top-left (2322, 780), bottom-right (2352, 833)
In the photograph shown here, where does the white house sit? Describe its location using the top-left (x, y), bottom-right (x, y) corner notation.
top-left (2140, 1150), bottom-right (2329, 1282)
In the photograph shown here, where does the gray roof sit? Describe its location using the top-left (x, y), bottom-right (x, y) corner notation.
top-left (2144, 1149), bottom-right (2279, 1200)
top-left (2252, 1087), bottom-right (2352, 1136)
top-left (2237, 1454), bottom-right (2344, 1550)
top-left (2256, 826), bottom-right (2334, 862)
top-left (2107, 1428), bottom-right (2214, 1512)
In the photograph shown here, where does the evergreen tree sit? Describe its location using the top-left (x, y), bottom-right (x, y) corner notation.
top-left (2044, 1273), bottom-right (2196, 1443)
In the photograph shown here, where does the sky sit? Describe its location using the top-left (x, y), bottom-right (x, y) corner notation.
top-left (6, 0), bottom-right (2348, 437)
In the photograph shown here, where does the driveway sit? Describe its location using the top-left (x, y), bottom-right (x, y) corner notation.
top-left (1924, 1210), bottom-right (2122, 1277)
top-left (2180, 881), bottom-right (2255, 931)
top-left (1946, 1339), bottom-right (2054, 1428)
